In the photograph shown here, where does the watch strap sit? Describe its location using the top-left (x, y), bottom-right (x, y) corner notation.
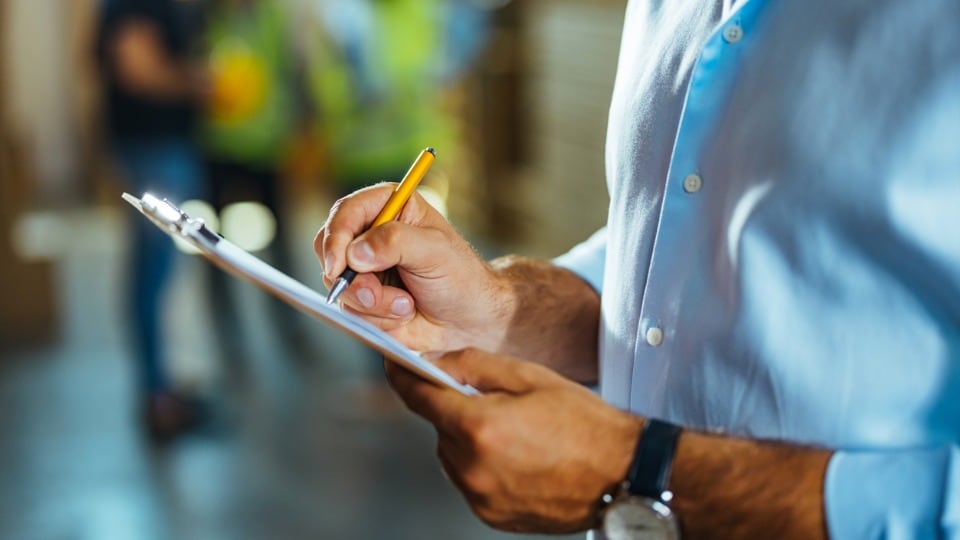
top-left (625, 418), bottom-right (682, 501)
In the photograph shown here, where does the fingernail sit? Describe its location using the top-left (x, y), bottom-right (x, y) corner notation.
top-left (357, 288), bottom-right (375, 308)
top-left (349, 240), bottom-right (375, 266)
top-left (391, 296), bottom-right (412, 316)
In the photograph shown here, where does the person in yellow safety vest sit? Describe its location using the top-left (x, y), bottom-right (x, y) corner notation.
top-left (202, 0), bottom-right (295, 171)
top-left (300, 0), bottom-right (490, 412)
top-left (304, 0), bottom-right (488, 195)
top-left (200, 0), bottom-right (308, 363)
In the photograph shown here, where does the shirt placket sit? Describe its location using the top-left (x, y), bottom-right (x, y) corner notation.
top-left (630, 0), bottom-right (765, 412)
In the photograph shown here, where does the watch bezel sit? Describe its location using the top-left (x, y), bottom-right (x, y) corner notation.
top-left (602, 495), bottom-right (680, 540)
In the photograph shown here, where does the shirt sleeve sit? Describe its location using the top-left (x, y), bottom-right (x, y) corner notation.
top-left (551, 227), bottom-right (607, 294)
top-left (825, 445), bottom-right (960, 538)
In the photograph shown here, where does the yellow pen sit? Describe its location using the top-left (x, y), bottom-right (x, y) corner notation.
top-left (325, 147), bottom-right (437, 304)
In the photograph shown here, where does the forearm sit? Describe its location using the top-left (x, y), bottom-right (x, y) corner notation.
top-left (490, 255), bottom-right (600, 384)
top-left (124, 63), bottom-right (202, 101)
top-left (112, 22), bottom-right (204, 102)
top-left (670, 430), bottom-right (832, 539)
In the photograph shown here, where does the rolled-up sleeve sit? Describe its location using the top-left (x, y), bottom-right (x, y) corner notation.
top-left (552, 227), bottom-right (607, 294)
top-left (826, 445), bottom-right (960, 539)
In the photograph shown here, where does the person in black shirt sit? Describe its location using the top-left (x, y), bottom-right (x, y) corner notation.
top-left (97, 0), bottom-right (208, 442)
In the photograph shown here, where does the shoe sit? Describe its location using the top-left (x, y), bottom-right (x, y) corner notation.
top-left (141, 390), bottom-right (204, 444)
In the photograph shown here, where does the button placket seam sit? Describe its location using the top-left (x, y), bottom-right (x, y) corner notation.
top-left (628, 0), bottom-right (760, 409)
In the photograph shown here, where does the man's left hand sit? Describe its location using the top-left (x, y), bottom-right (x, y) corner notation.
top-left (385, 349), bottom-right (643, 534)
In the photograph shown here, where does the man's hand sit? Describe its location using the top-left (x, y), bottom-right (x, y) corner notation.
top-left (384, 348), bottom-right (642, 534)
top-left (315, 185), bottom-right (601, 381)
top-left (387, 349), bottom-right (833, 539)
top-left (316, 184), bottom-right (514, 353)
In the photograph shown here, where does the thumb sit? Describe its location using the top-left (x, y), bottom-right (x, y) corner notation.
top-left (346, 220), bottom-right (455, 277)
top-left (430, 349), bottom-right (542, 395)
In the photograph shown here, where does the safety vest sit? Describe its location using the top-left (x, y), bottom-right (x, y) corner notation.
top-left (201, 0), bottom-right (294, 167)
top-left (305, 0), bottom-right (453, 188)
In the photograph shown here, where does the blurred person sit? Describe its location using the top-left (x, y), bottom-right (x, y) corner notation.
top-left (96, 0), bottom-right (208, 441)
top-left (200, 0), bottom-right (304, 360)
top-left (300, 0), bottom-right (488, 413)
top-left (303, 0), bottom-right (488, 196)
top-left (317, 0), bottom-right (960, 538)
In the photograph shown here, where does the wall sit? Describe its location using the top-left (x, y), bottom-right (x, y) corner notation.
top-left (458, 0), bottom-right (626, 257)
top-left (0, 0), bottom-right (59, 345)
top-left (519, 0), bottom-right (625, 257)
top-left (3, 0), bottom-right (91, 204)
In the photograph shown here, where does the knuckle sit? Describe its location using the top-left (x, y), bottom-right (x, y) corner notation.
top-left (466, 415), bottom-right (500, 454)
top-left (399, 192), bottom-right (428, 221)
top-left (321, 200), bottom-right (347, 229)
top-left (516, 361), bottom-right (544, 382)
top-left (458, 347), bottom-right (484, 361)
top-left (474, 504), bottom-right (496, 526)
top-left (374, 316), bottom-right (405, 333)
top-left (329, 195), bottom-right (349, 214)
top-left (461, 465), bottom-right (496, 498)
top-left (436, 348), bottom-right (475, 371)
top-left (373, 222), bottom-right (403, 248)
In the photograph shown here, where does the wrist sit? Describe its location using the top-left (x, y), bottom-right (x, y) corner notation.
top-left (487, 255), bottom-right (601, 380)
top-left (603, 414), bottom-right (647, 498)
top-left (481, 256), bottom-right (524, 350)
top-left (600, 417), bottom-right (683, 539)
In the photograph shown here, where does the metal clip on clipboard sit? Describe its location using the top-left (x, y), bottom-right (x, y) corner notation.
top-left (122, 192), bottom-right (478, 396)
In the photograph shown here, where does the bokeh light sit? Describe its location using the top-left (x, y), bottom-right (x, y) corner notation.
top-left (218, 201), bottom-right (277, 253)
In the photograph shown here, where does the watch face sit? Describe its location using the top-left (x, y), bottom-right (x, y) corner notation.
top-left (602, 497), bottom-right (679, 540)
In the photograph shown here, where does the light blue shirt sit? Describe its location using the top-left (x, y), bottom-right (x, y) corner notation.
top-left (555, 0), bottom-right (960, 537)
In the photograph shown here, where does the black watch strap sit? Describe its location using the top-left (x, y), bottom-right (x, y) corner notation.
top-left (625, 419), bottom-right (682, 501)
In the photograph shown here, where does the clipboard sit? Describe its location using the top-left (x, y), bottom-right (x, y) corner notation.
top-left (123, 192), bottom-right (478, 396)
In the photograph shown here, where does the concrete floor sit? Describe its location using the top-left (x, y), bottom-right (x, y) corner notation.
top-left (0, 204), bottom-right (578, 540)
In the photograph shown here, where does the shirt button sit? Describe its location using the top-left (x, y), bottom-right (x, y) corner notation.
top-left (645, 327), bottom-right (664, 347)
top-left (723, 24), bottom-right (743, 44)
top-left (683, 173), bottom-right (703, 193)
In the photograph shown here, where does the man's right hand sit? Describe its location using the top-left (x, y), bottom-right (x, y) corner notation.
top-left (315, 184), bottom-right (516, 354)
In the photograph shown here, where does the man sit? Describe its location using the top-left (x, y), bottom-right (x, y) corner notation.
top-left (97, 0), bottom-right (207, 441)
top-left (199, 0), bottom-right (302, 361)
top-left (303, 0), bottom-right (455, 195)
top-left (316, 0), bottom-right (960, 537)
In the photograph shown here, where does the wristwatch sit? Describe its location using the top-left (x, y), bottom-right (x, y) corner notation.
top-left (601, 418), bottom-right (682, 540)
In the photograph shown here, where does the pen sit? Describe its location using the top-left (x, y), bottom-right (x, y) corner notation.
top-left (325, 147), bottom-right (437, 305)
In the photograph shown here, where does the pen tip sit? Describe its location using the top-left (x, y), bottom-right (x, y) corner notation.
top-left (326, 278), bottom-right (348, 305)
top-left (425, 147), bottom-right (436, 157)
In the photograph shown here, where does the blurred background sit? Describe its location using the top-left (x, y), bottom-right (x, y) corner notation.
top-left (0, 0), bottom-right (624, 538)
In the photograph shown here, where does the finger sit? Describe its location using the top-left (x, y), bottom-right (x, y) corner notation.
top-left (341, 302), bottom-right (414, 333)
top-left (346, 220), bottom-right (453, 276)
top-left (338, 273), bottom-right (416, 321)
top-left (315, 184), bottom-right (395, 280)
top-left (431, 349), bottom-right (554, 395)
top-left (316, 185), bottom-right (439, 280)
top-left (436, 436), bottom-right (482, 500)
top-left (384, 360), bottom-right (472, 434)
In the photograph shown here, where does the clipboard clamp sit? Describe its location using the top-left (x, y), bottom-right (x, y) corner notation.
top-left (122, 192), bottom-right (220, 244)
